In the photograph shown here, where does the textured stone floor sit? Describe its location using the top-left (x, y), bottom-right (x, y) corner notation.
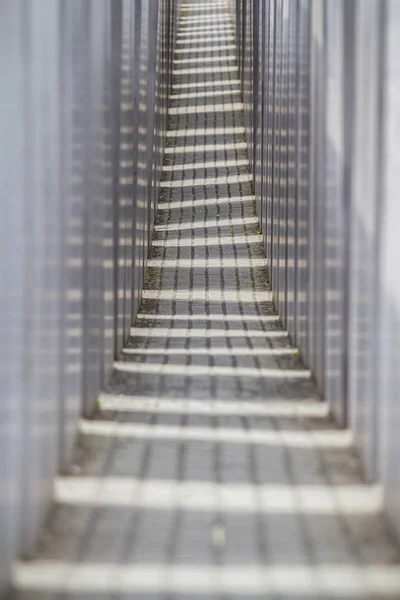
top-left (12, 1), bottom-right (400, 598)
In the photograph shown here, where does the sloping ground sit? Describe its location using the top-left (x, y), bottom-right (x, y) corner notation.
top-left (12, 1), bottom-right (400, 598)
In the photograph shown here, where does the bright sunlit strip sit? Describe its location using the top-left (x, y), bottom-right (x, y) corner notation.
top-left (172, 78), bottom-right (240, 90)
top-left (178, 22), bottom-right (233, 31)
top-left (136, 314), bottom-right (278, 323)
top-left (174, 44), bottom-right (237, 54)
top-left (180, 2), bottom-right (228, 7)
top-left (178, 26), bottom-right (234, 36)
top-left (122, 347), bottom-right (295, 357)
top-left (158, 194), bottom-right (255, 210)
top-left (153, 216), bottom-right (258, 231)
top-left (14, 562), bottom-right (400, 595)
top-left (162, 158), bottom-right (248, 171)
top-left (174, 55), bottom-right (236, 64)
top-left (140, 289), bottom-right (272, 301)
top-left (151, 234), bottom-right (262, 247)
top-left (180, 16), bottom-right (231, 23)
top-left (113, 362), bottom-right (309, 379)
top-left (147, 258), bottom-right (265, 267)
top-left (53, 477), bottom-right (383, 514)
top-left (170, 88), bottom-right (240, 100)
top-left (166, 125), bottom-right (244, 136)
top-left (176, 35), bottom-right (235, 46)
top-left (97, 395), bottom-right (328, 417)
top-left (129, 326), bottom-right (285, 339)
top-left (164, 141), bottom-right (246, 153)
top-left (79, 420), bottom-right (353, 449)
top-left (169, 102), bottom-right (242, 115)
top-left (172, 66), bottom-right (237, 75)
top-left (159, 173), bottom-right (253, 188)
top-left (172, 79), bottom-right (240, 90)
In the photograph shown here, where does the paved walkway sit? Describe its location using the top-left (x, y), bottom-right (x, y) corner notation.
top-left (13, 1), bottom-right (400, 598)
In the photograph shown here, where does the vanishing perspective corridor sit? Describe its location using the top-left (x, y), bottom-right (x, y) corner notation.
top-left (11, 1), bottom-right (400, 598)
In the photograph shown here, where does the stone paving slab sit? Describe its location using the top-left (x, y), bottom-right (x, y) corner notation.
top-left (11, 0), bottom-right (400, 598)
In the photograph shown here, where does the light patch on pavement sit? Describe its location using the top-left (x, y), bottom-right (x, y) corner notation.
top-left (146, 257), bottom-right (265, 267)
top-left (158, 194), bottom-right (254, 210)
top-left (169, 102), bottom-right (243, 115)
top-left (174, 55), bottom-right (236, 64)
top-left (174, 44), bottom-right (237, 54)
top-left (113, 361), bottom-right (309, 379)
top-left (170, 88), bottom-right (240, 100)
top-left (162, 158), bottom-right (248, 171)
top-left (122, 347), bottom-right (296, 357)
top-left (79, 420), bottom-right (353, 449)
top-left (136, 313), bottom-right (278, 323)
top-left (129, 326), bottom-right (287, 338)
top-left (53, 477), bottom-right (383, 515)
top-left (153, 215), bottom-right (258, 230)
top-left (140, 289), bottom-right (272, 301)
top-left (97, 395), bottom-right (328, 418)
top-left (166, 125), bottom-right (244, 135)
top-left (172, 66), bottom-right (237, 76)
top-left (176, 35), bottom-right (235, 46)
top-left (14, 562), bottom-right (400, 595)
top-left (151, 233), bottom-right (262, 247)
top-left (164, 141), bottom-right (246, 153)
top-left (160, 173), bottom-right (252, 188)
top-left (178, 27), bottom-right (234, 38)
